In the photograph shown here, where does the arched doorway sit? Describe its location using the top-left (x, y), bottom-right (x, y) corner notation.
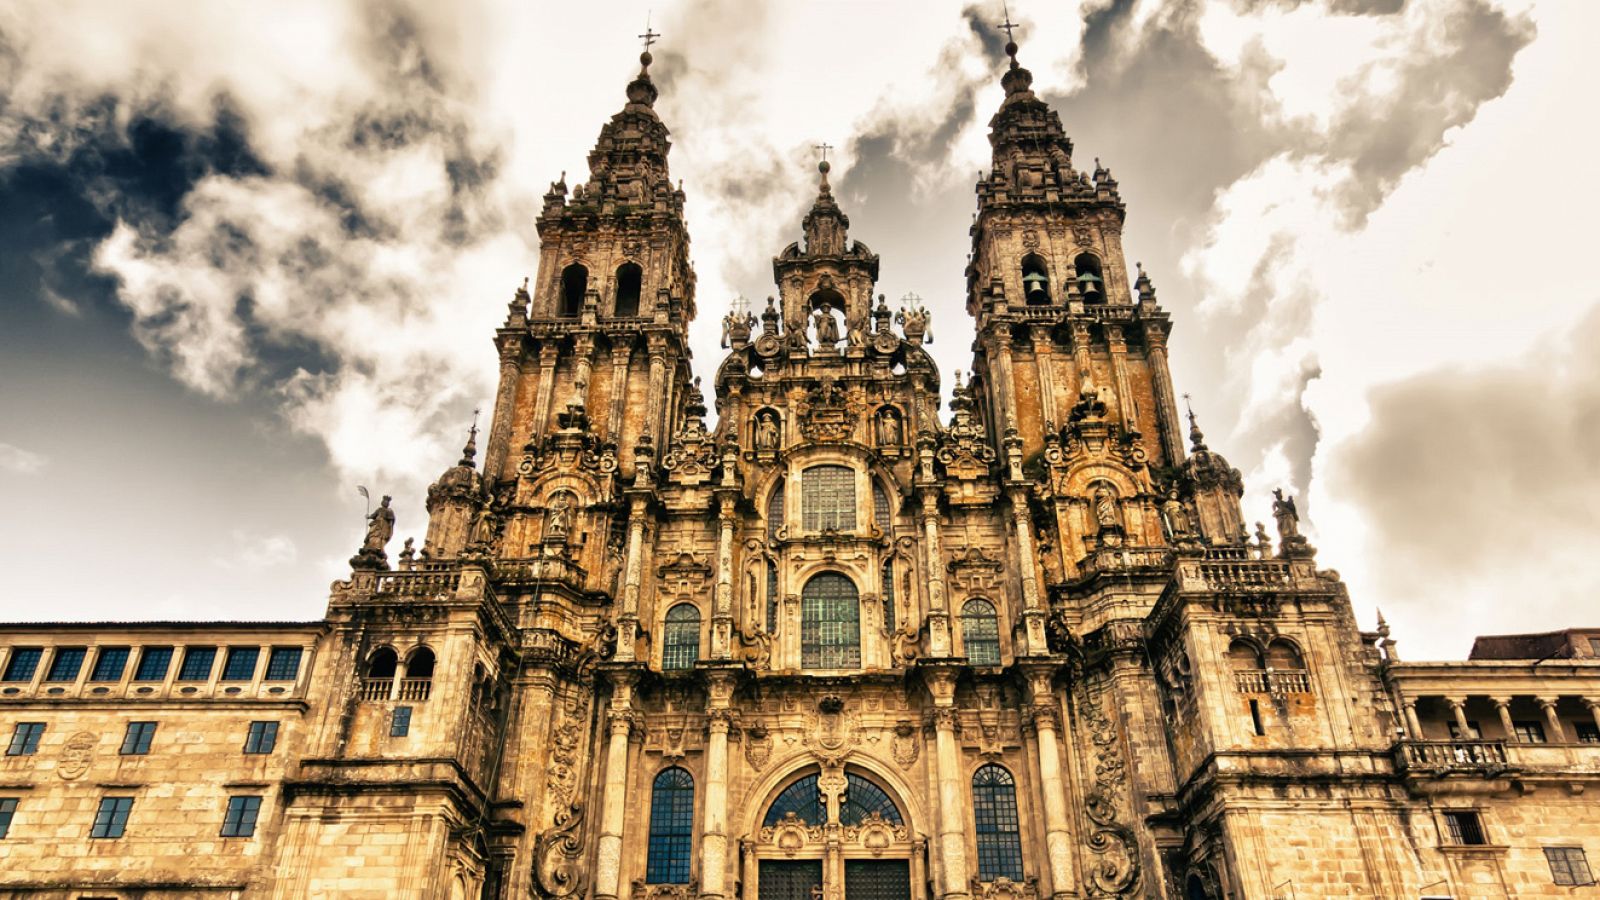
top-left (752, 767), bottom-right (921, 900)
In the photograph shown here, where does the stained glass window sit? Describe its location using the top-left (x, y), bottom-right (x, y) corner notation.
top-left (767, 481), bottom-right (785, 540)
top-left (766, 561), bottom-right (779, 633)
top-left (973, 764), bottom-right (1024, 881)
top-left (802, 465), bottom-right (856, 532)
top-left (646, 767), bottom-right (695, 884)
top-left (961, 599), bottom-right (1001, 666)
top-left (873, 481), bottom-right (891, 532)
top-left (662, 604), bottom-right (700, 671)
top-left (763, 774), bottom-right (823, 826)
top-left (840, 773), bottom-right (903, 826)
top-left (802, 573), bottom-right (860, 669)
top-left (881, 561), bottom-right (896, 632)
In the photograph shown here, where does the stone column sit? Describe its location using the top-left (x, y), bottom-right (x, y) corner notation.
top-left (711, 494), bottom-right (737, 660)
top-left (926, 670), bottom-right (970, 900)
top-left (644, 336), bottom-right (668, 441)
top-left (1007, 485), bottom-right (1047, 655)
top-left (484, 338), bottom-right (525, 482)
top-left (1585, 699), bottom-right (1600, 736)
top-left (607, 338), bottom-right (635, 441)
top-left (1031, 327), bottom-right (1057, 430)
top-left (740, 840), bottom-right (758, 900)
top-left (1105, 324), bottom-right (1137, 427)
top-left (1538, 697), bottom-right (1566, 743)
top-left (990, 330), bottom-right (1019, 432)
top-left (594, 671), bottom-right (638, 900)
top-left (1142, 323), bottom-right (1185, 464)
top-left (1445, 697), bottom-right (1471, 737)
top-left (1402, 699), bottom-right (1424, 739)
top-left (1069, 322), bottom-right (1093, 397)
top-left (700, 673), bottom-right (737, 900)
top-left (1023, 667), bottom-right (1077, 898)
top-left (614, 500), bottom-right (650, 663)
top-left (919, 497), bottom-right (952, 656)
top-left (1492, 697), bottom-right (1516, 741)
top-left (532, 343), bottom-right (562, 440)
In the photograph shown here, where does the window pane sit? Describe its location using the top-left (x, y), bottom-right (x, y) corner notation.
top-left (881, 562), bottom-right (896, 632)
top-left (662, 605), bottom-right (700, 671)
top-left (766, 561), bottom-right (779, 633)
top-left (120, 722), bottom-right (157, 755)
top-left (244, 721), bottom-right (279, 754)
top-left (222, 796), bottom-right (262, 837)
top-left (221, 648), bottom-right (260, 682)
top-left (0, 798), bottom-right (16, 838)
top-left (133, 647), bottom-right (173, 682)
top-left (840, 773), bottom-right (903, 826)
top-left (973, 764), bottom-right (1024, 881)
top-left (1514, 721), bottom-right (1547, 743)
top-left (1443, 811), bottom-right (1486, 845)
top-left (1546, 847), bottom-right (1594, 886)
top-left (90, 648), bottom-right (130, 682)
top-left (178, 647), bottom-right (217, 681)
top-left (391, 706), bottom-right (412, 737)
top-left (873, 482), bottom-right (891, 532)
top-left (91, 797), bottom-right (133, 838)
top-left (265, 648), bottom-right (302, 681)
top-left (961, 599), bottom-right (1001, 666)
top-left (646, 767), bottom-right (695, 884)
top-left (763, 774), bottom-right (823, 826)
top-left (802, 465), bottom-right (856, 532)
top-left (801, 574), bottom-right (860, 669)
top-left (7, 723), bottom-right (45, 756)
top-left (45, 648), bottom-right (86, 682)
top-left (767, 482), bottom-right (785, 541)
top-left (2, 648), bottom-right (42, 682)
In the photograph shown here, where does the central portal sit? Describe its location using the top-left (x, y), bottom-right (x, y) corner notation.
top-left (749, 767), bottom-right (923, 900)
top-left (759, 860), bottom-right (823, 900)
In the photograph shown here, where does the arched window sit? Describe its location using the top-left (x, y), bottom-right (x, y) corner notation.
top-left (559, 264), bottom-right (587, 317)
top-left (646, 767), bottom-right (695, 884)
top-left (402, 647), bottom-right (434, 700)
top-left (1021, 254), bottom-right (1050, 304)
top-left (1073, 253), bottom-right (1104, 302)
top-left (802, 465), bottom-right (856, 532)
top-left (763, 773), bottom-right (823, 826)
top-left (873, 481), bottom-right (891, 533)
top-left (840, 773), bottom-right (903, 825)
top-left (961, 599), bottom-right (1001, 666)
top-left (881, 560), bottom-right (896, 632)
top-left (614, 262), bottom-right (642, 317)
top-left (662, 604), bottom-right (700, 671)
top-left (801, 573), bottom-right (860, 669)
top-left (1265, 639), bottom-right (1310, 694)
top-left (363, 647), bottom-right (397, 701)
top-left (972, 764), bottom-right (1024, 882)
top-left (766, 560), bottom-right (780, 633)
top-left (767, 480), bottom-right (785, 540)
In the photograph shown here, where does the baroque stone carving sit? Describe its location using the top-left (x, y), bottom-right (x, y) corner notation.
top-left (891, 719), bottom-right (920, 767)
top-left (796, 378), bottom-right (860, 442)
top-left (533, 802), bottom-right (586, 900)
top-left (58, 731), bottom-right (97, 780)
top-left (1079, 676), bottom-right (1139, 897)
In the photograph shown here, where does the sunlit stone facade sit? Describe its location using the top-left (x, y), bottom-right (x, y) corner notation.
top-left (4, 41), bottom-right (1600, 900)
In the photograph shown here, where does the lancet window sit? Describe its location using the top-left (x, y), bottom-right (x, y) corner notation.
top-left (614, 262), bottom-right (642, 317)
top-left (560, 264), bottom-right (587, 317)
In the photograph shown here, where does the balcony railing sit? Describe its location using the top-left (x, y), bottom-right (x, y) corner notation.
top-left (1397, 739), bottom-right (1510, 772)
top-left (1233, 669), bottom-right (1312, 695)
top-left (360, 678), bottom-right (392, 701)
top-left (375, 570), bottom-right (461, 597)
top-left (397, 677), bottom-right (432, 701)
top-left (1198, 560), bottom-right (1290, 591)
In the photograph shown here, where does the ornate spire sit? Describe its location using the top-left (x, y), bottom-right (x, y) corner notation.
top-left (1183, 394), bottom-right (1207, 452)
top-left (1134, 262), bottom-right (1157, 304)
top-left (802, 145), bottom-right (850, 256)
top-left (627, 17), bottom-right (662, 109)
top-left (459, 409), bottom-right (480, 467)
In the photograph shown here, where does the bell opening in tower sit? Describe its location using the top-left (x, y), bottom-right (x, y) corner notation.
top-left (614, 262), bottom-right (642, 317)
top-left (1073, 252), bottom-right (1104, 302)
top-left (559, 263), bottom-right (587, 317)
top-left (1021, 253), bottom-right (1051, 304)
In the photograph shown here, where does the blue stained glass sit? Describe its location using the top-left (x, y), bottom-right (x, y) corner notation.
top-left (801, 573), bottom-right (860, 669)
top-left (961, 599), bottom-right (1002, 666)
top-left (973, 764), bottom-right (1024, 881)
top-left (763, 774), bottom-right (823, 827)
top-left (646, 767), bottom-right (695, 884)
top-left (662, 604), bottom-right (700, 671)
top-left (840, 773), bottom-right (903, 826)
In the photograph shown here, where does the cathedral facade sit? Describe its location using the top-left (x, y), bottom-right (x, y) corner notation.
top-left (4, 40), bottom-right (1600, 900)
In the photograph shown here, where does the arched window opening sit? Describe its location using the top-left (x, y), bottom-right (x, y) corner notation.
top-left (802, 465), bottom-right (856, 532)
top-left (801, 573), bottom-right (861, 669)
top-left (1021, 254), bottom-right (1050, 305)
top-left (764, 773), bottom-right (823, 826)
top-left (1073, 253), bottom-right (1104, 302)
top-left (808, 289), bottom-right (846, 349)
top-left (881, 560), bottom-right (896, 632)
top-left (766, 560), bottom-right (780, 633)
top-left (972, 764), bottom-right (1024, 882)
top-left (840, 773), bottom-right (903, 826)
top-left (1229, 639), bottom-right (1267, 694)
top-left (961, 599), bottom-right (1001, 666)
top-left (559, 264), bottom-right (587, 317)
top-left (873, 481), bottom-right (891, 533)
top-left (401, 647), bottom-right (434, 700)
top-left (646, 767), bottom-right (695, 884)
top-left (662, 604), bottom-right (701, 671)
top-left (614, 263), bottom-right (642, 317)
top-left (767, 480), bottom-right (785, 541)
top-left (1265, 639), bottom-right (1310, 694)
top-left (363, 647), bottom-right (397, 701)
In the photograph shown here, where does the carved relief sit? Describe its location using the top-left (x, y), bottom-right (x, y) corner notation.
top-left (745, 724), bottom-right (772, 771)
top-left (802, 696), bottom-right (859, 766)
top-left (796, 378), bottom-right (860, 443)
top-left (533, 802), bottom-right (586, 900)
top-left (1079, 675), bottom-right (1140, 896)
top-left (57, 731), bottom-right (97, 781)
top-left (891, 719), bottom-right (920, 767)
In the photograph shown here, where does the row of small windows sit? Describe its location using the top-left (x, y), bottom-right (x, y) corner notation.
top-left (0, 794), bottom-right (265, 840)
top-left (1437, 811), bottom-right (1593, 885)
top-left (558, 263), bottom-right (642, 318)
top-left (647, 765), bottom-right (1022, 884)
top-left (0, 645), bottom-right (303, 685)
top-left (7, 720), bottom-right (280, 757)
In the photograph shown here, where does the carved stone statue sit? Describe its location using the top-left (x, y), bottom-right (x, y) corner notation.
top-left (363, 495), bottom-right (395, 551)
top-left (1272, 488), bottom-right (1300, 540)
top-left (876, 408), bottom-right (902, 447)
top-left (1093, 485), bottom-right (1121, 531)
top-left (547, 493), bottom-right (573, 540)
top-left (1160, 488), bottom-right (1191, 538)
top-left (813, 302), bottom-right (841, 347)
top-left (754, 412), bottom-right (780, 451)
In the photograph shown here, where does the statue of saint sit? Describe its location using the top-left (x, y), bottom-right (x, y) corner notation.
top-left (1272, 488), bottom-right (1300, 540)
top-left (1093, 485), bottom-right (1120, 531)
top-left (469, 501), bottom-right (498, 549)
top-left (876, 408), bottom-right (902, 447)
top-left (755, 413), bottom-right (780, 451)
top-left (1160, 489), bottom-right (1191, 538)
top-left (813, 302), bottom-right (841, 346)
top-left (547, 493), bottom-right (573, 539)
top-left (362, 495), bottom-right (395, 551)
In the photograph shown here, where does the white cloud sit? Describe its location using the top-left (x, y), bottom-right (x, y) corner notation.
top-left (0, 442), bottom-right (47, 475)
top-left (213, 531), bottom-right (299, 571)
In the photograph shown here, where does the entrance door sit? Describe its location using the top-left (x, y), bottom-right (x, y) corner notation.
top-left (760, 859), bottom-right (823, 900)
top-left (844, 859), bottom-right (910, 900)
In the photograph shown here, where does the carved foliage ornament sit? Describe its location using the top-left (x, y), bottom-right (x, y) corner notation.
top-left (797, 379), bottom-right (861, 443)
top-left (533, 802), bottom-right (587, 900)
top-left (1079, 675), bottom-right (1139, 897)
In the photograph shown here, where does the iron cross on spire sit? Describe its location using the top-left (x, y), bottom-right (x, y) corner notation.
top-left (998, 0), bottom-right (1019, 44)
top-left (813, 142), bottom-right (833, 164)
top-left (638, 12), bottom-right (660, 53)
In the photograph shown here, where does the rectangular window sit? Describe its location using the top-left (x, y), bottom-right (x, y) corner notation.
top-left (0, 798), bottom-right (15, 838)
top-left (2, 648), bottom-right (42, 682)
top-left (133, 647), bottom-right (173, 682)
top-left (177, 646), bottom-right (217, 681)
top-left (221, 647), bottom-right (260, 682)
top-left (1576, 722), bottom-right (1600, 744)
top-left (1590, 637), bottom-right (1600, 657)
top-left (1442, 811), bottom-right (1487, 846)
top-left (391, 706), bottom-right (412, 737)
top-left (6, 722), bottom-right (45, 756)
top-left (120, 722), bottom-right (157, 755)
top-left (1514, 720), bottom-right (1548, 743)
top-left (221, 795), bottom-right (262, 837)
top-left (44, 647), bottom-right (86, 682)
top-left (801, 465), bottom-right (857, 532)
top-left (1546, 846), bottom-right (1595, 886)
top-left (264, 647), bottom-right (303, 681)
top-left (90, 647), bottom-right (130, 682)
top-left (90, 797), bottom-right (134, 839)
top-left (244, 721), bottom-right (279, 754)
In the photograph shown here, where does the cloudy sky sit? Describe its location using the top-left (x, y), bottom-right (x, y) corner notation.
top-left (0, 0), bottom-right (1593, 659)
